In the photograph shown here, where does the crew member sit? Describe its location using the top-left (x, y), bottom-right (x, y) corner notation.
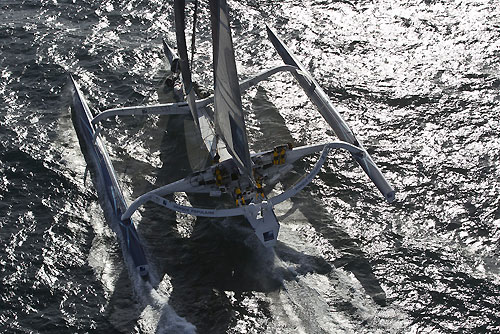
top-left (273, 148), bottom-right (279, 165)
top-left (214, 167), bottom-right (223, 186)
top-left (255, 179), bottom-right (265, 199)
top-left (235, 187), bottom-right (246, 206)
top-left (279, 147), bottom-right (286, 164)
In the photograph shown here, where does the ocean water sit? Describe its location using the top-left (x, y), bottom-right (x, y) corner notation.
top-left (1, 0), bottom-right (499, 333)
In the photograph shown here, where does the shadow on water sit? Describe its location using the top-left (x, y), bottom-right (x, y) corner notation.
top-left (251, 86), bottom-right (387, 306)
top-left (74, 72), bottom-right (386, 332)
top-left (127, 80), bottom-right (335, 332)
top-left (74, 78), bottom-right (263, 332)
top-left (83, 73), bottom-right (388, 332)
top-left (134, 108), bottom-right (283, 332)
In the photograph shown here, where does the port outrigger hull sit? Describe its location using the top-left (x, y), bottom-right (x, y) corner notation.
top-left (69, 75), bottom-right (149, 278)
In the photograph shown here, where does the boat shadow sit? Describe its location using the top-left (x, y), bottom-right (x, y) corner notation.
top-left (103, 80), bottom-right (386, 332)
top-left (130, 111), bottom-right (333, 332)
top-left (70, 77), bottom-right (325, 332)
top-left (159, 108), bottom-right (328, 323)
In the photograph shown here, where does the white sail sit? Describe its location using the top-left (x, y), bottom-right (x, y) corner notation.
top-left (209, 0), bottom-right (253, 178)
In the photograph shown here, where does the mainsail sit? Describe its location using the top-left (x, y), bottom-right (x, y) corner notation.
top-left (209, 0), bottom-right (253, 178)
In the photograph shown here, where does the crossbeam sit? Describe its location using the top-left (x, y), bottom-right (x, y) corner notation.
top-left (269, 142), bottom-right (364, 206)
top-left (120, 141), bottom-right (367, 221)
top-left (194, 65), bottom-right (299, 107)
top-left (91, 65), bottom-right (299, 126)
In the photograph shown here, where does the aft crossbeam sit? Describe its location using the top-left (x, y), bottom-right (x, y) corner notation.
top-left (149, 194), bottom-right (245, 218)
top-left (120, 141), bottom-right (381, 221)
top-left (269, 142), bottom-right (364, 206)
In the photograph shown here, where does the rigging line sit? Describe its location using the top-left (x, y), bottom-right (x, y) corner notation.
top-left (190, 0), bottom-right (198, 71)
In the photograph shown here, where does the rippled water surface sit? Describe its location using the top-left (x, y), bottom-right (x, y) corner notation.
top-left (1, 0), bottom-right (499, 333)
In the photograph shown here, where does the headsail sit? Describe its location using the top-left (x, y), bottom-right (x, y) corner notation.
top-left (209, 0), bottom-right (253, 178)
top-left (174, 0), bottom-right (200, 129)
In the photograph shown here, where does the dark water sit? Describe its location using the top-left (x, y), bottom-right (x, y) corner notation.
top-left (1, 0), bottom-right (499, 333)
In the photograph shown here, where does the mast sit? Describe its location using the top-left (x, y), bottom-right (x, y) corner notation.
top-left (174, 0), bottom-right (200, 129)
top-left (209, 0), bottom-right (253, 179)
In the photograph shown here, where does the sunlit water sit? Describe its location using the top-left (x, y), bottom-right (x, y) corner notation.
top-left (1, 0), bottom-right (499, 333)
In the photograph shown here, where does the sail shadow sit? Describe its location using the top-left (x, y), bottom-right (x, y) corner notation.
top-left (120, 112), bottom-right (272, 332)
top-left (251, 86), bottom-right (387, 306)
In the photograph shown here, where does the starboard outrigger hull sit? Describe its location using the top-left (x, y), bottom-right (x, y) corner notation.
top-left (266, 25), bottom-right (395, 203)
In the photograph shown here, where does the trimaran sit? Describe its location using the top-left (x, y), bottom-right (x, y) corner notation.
top-left (70, 0), bottom-right (395, 278)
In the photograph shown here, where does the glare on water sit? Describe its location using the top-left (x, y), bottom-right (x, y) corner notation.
top-left (0, 0), bottom-right (499, 333)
